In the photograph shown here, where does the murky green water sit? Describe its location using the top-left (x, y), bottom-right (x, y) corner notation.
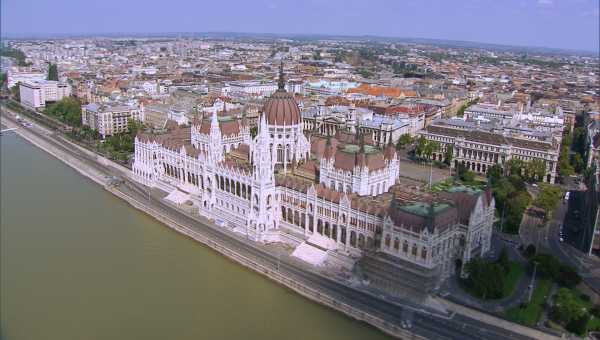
top-left (0, 134), bottom-right (388, 340)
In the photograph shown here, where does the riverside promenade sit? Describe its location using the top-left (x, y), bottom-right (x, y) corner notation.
top-left (0, 106), bottom-right (558, 340)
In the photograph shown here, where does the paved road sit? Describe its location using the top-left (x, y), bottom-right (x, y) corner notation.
top-left (1, 107), bottom-right (541, 340)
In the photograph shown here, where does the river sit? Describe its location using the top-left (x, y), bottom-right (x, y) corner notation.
top-left (0, 133), bottom-right (388, 340)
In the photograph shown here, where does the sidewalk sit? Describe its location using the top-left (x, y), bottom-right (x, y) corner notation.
top-left (435, 297), bottom-right (561, 340)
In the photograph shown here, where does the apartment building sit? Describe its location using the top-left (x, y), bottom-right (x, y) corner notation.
top-left (81, 103), bottom-right (144, 138)
top-left (19, 80), bottom-right (71, 108)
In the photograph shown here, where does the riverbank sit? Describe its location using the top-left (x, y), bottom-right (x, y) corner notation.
top-left (1, 109), bottom-right (558, 340)
top-left (0, 113), bottom-right (422, 340)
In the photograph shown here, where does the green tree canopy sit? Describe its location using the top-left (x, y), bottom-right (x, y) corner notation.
top-left (533, 184), bottom-right (562, 217)
top-left (464, 258), bottom-right (505, 299)
top-left (396, 133), bottom-right (413, 150)
top-left (46, 97), bottom-right (81, 127)
top-left (47, 63), bottom-right (59, 81)
top-left (526, 159), bottom-right (546, 182)
top-left (487, 164), bottom-right (503, 186)
top-left (551, 288), bottom-right (587, 325)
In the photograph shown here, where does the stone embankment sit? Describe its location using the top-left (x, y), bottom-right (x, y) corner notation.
top-left (1, 113), bottom-right (424, 340)
top-left (2, 109), bottom-right (559, 340)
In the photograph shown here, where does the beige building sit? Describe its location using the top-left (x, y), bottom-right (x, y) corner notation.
top-left (81, 103), bottom-right (144, 138)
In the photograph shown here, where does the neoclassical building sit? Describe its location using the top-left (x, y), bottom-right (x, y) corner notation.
top-left (132, 65), bottom-right (495, 296)
top-left (420, 120), bottom-right (560, 183)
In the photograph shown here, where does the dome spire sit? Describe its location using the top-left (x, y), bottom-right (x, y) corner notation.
top-left (277, 60), bottom-right (285, 91)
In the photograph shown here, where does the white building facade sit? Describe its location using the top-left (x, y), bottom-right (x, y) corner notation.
top-left (19, 80), bottom-right (71, 108)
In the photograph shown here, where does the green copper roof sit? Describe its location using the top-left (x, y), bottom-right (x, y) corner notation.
top-left (341, 144), bottom-right (378, 154)
top-left (398, 202), bottom-right (451, 217)
top-left (446, 185), bottom-right (482, 195)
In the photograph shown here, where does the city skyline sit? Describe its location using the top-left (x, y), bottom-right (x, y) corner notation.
top-left (2, 0), bottom-right (599, 52)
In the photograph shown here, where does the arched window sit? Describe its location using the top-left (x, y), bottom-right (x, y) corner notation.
top-left (403, 240), bottom-right (408, 253)
top-left (324, 222), bottom-right (330, 237)
top-left (350, 231), bottom-right (357, 247)
top-left (385, 235), bottom-right (391, 248)
top-left (281, 206), bottom-right (286, 219)
top-left (317, 220), bottom-right (323, 234)
top-left (358, 234), bottom-right (365, 249)
top-left (287, 208), bottom-right (293, 223)
top-left (294, 211), bottom-right (300, 226)
top-left (421, 246), bottom-right (427, 260)
top-left (394, 238), bottom-right (400, 251)
top-left (277, 145), bottom-right (284, 163)
top-left (412, 244), bottom-right (417, 256)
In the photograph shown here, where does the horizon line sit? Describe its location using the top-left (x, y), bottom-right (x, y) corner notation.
top-left (2, 31), bottom-right (598, 56)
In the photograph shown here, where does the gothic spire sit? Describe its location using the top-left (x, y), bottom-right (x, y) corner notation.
top-left (277, 60), bottom-right (285, 91)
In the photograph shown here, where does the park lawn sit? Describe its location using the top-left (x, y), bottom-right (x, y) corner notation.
top-left (503, 261), bottom-right (525, 297)
top-left (589, 315), bottom-right (600, 332)
top-left (505, 279), bottom-right (552, 326)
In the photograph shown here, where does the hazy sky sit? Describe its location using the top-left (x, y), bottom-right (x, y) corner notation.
top-left (2, 0), bottom-right (599, 52)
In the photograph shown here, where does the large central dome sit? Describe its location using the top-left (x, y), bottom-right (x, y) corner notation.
top-left (261, 61), bottom-right (301, 126)
top-left (262, 90), bottom-right (301, 125)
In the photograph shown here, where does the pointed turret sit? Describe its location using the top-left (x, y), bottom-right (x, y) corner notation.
top-left (254, 114), bottom-right (273, 179)
top-left (277, 60), bottom-right (285, 91)
top-left (323, 134), bottom-right (335, 160)
top-left (384, 137), bottom-right (397, 160)
top-left (208, 110), bottom-right (223, 163)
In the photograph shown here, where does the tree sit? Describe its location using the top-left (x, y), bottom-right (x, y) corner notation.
top-left (487, 164), bottom-right (503, 186)
top-left (423, 140), bottom-right (440, 160)
top-left (497, 247), bottom-right (510, 274)
top-left (415, 136), bottom-right (428, 158)
top-left (504, 191), bottom-right (531, 233)
top-left (572, 153), bottom-right (585, 173)
top-left (47, 63), bottom-right (58, 81)
top-left (551, 288), bottom-right (587, 324)
top-left (457, 163), bottom-right (475, 183)
top-left (566, 313), bottom-right (589, 336)
top-left (10, 83), bottom-right (20, 101)
top-left (0, 72), bottom-right (6, 88)
top-left (526, 159), bottom-right (546, 182)
top-left (524, 244), bottom-right (536, 258)
top-left (313, 50), bottom-right (322, 60)
top-left (534, 184), bottom-right (562, 217)
top-left (444, 144), bottom-right (453, 165)
top-left (463, 258), bottom-right (505, 299)
top-left (532, 254), bottom-right (561, 280)
top-left (507, 159), bottom-right (525, 178)
top-left (46, 97), bottom-right (82, 127)
top-left (396, 133), bottom-right (412, 150)
top-left (557, 264), bottom-right (582, 288)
